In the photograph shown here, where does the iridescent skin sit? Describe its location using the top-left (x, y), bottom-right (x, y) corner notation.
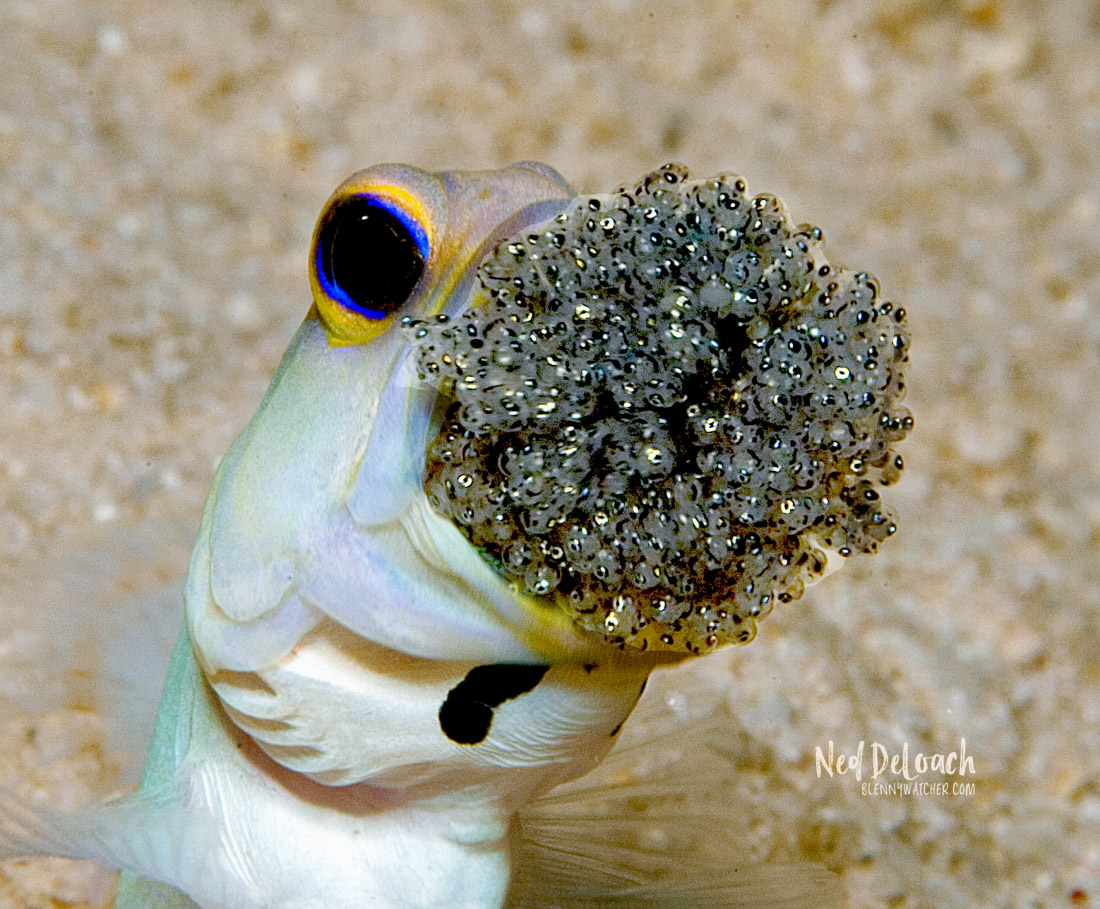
top-left (0, 162), bottom-right (899, 909)
top-left (97, 164), bottom-right (678, 909)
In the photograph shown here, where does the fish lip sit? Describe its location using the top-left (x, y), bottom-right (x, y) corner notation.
top-left (350, 188), bottom-right (575, 532)
top-left (403, 195), bottom-right (573, 460)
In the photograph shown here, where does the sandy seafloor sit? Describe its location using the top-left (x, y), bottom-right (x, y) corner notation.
top-left (1, 0), bottom-right (1098, 906)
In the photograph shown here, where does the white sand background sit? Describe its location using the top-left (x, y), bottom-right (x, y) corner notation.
top-left (1, 0), bottom-right (1098, 906)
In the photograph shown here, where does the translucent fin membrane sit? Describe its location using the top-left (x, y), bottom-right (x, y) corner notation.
top-left (413, 164), bottom-right (911, 652)
top-left (511, 698), bottom-right (842, 908)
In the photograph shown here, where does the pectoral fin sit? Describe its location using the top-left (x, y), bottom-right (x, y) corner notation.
top-left (1, 626), bottom-right (257, 909)
top-left (510, 697), bottom-right (843, 909)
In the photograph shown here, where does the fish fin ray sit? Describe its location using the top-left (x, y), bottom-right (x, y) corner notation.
top-left (513, 694), bottom-right (843, 908)
top-left (0, 517), bottom-right (191, 782)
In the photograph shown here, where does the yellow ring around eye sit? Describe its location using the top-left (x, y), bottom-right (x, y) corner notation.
top-left (310, 182), bottom-right (435, 347)
top-left (367, 184), bottom-right (435, 249)
top-left (313, 295), bottom-right (397, 347)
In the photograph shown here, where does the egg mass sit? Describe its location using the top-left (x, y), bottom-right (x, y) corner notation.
top-left (414, 164), bottom-right (912, 652)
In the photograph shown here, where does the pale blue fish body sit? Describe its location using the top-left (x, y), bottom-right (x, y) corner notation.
top-left (0, 158), bottom-right (910, 908)
top-left (2, 164), bottom-right (667, 909)
top-left (140, 163), bottom-right (667, 907)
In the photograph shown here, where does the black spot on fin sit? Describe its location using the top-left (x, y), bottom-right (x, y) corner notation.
top-left (439, 664), bottom-right (549, 745)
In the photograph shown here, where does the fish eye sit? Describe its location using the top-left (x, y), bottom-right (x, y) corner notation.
top-left (316, 195), bottom-right (428, 320)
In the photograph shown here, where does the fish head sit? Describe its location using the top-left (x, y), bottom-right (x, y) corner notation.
top-left (183, 164), bottom-right (665, 794)
top-left (187, 163), bottom-right (621, 669)
top-left (181, 163), bottom-right (910, 791)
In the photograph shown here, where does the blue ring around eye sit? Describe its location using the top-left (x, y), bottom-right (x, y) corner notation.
top-left (365, 194), bottom-right (430, 261)
top-left (315, 193), bottom-right (431, 321)
top-left (315, 240), bottom-right (386, 320)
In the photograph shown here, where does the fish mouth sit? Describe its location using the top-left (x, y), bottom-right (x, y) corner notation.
top-left (408, 164), bottom-right (912, 654)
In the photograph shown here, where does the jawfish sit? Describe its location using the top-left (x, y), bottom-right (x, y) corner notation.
top-left (0, 163), bottom-right (910, 908)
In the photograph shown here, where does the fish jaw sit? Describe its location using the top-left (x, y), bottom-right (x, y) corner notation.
top-left (187, 163), bottom-right (596, 676)
top-left (180, 163), bottom-right (662, 806)
top-left (185, 314), bottom-right (630, 675)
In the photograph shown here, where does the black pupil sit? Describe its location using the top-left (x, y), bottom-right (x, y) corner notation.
top-left (322, 198), bottom-right (426, 315)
